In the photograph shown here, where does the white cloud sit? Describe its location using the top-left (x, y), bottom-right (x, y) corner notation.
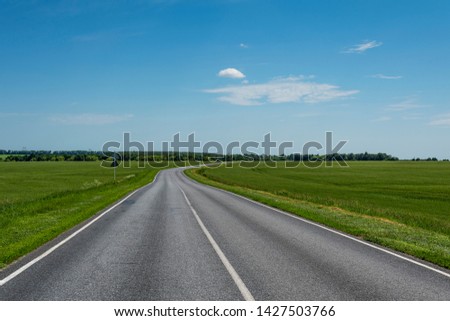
top-left (72, 32), bottom-right (104, 42)
top-left (387, 98), bottom-right (425, 111)
top-left (370, 74), bottom-right (402, 80)
top-left (72, 28), bottom-right (145, 43)
top-left (0, 112), bottom-right (37, 118)
top-left (273, 75), bottom-right (315, 81)
top-left (205, 77), bottom-right (358, 106)
top-left (402, 113), bottom-right (423, 120)
top-left (240, 43), bottom-right (249, 48)
top-left (372, 116), bottom-right (392, 122)
top-left (344, 40), bottom-right (383, 54)
top-left (295, 112), bottom-right (322, 118)
top-left (50, 113), bottom-right (133, 125)
top-left (218, 68), bottom-right (246, 79)
top-left (429, 114), bottom-right (450, 126)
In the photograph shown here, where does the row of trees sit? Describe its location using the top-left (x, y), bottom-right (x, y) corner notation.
top-left (411, 157), bottom-right (448, 161)
top-left (286, 152), bottom-right (399, 161)
top-left (0, 151), bottom-right (214, 162)
top-left (1, 150), bottom-right (448, 162)
top-left (217, 152), bottom-right (399, 162)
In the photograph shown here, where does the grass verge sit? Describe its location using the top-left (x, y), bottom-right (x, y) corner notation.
top-left (0, 161), bottom-right (190, 269)
top-left (185, 163), bottom-right (450, 269)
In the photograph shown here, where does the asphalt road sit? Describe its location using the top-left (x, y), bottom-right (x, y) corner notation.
top-left (1, 167), bottom-right (449, 300)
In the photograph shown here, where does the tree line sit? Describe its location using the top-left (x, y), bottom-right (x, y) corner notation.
top-left (1, 150), bottom-right (447, 162)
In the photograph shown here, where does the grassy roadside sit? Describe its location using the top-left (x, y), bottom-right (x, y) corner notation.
top-left (185, 163), bottom-right (450, 269)
top-left (0, 161), bottom-right (187, 269)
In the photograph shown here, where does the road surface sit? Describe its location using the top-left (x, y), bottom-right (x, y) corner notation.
top-left (1, 167), bottom-right (449, 300)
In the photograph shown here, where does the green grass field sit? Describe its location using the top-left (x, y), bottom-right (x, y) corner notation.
top-left (186, 161), bottom-right (450, 269)
top-left (0, 161), bottom-right (183, 269)
top-left (0, 155), bottom-right (17, 160)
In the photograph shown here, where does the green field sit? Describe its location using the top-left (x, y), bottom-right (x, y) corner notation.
top-left (0, 155), bottom-right (16, 160)
top-left (186, 161), bottom-right (450, 269)
top-left (0, 161), bottom-right (182, 269)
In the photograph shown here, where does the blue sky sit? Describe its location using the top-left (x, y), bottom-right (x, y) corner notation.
top-left (1, 0), bottom-right (449, 158)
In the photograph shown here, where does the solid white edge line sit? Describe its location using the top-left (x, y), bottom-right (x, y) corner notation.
top-left (0, 171), bottom-right (162, 287)
top-left (177, 184), bottom-right (255, 301)
top-left (181, 170), bottom-right (450, 279)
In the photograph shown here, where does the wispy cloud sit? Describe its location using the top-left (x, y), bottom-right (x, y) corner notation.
top-left (402, 113), bottom-right (423, 120)
top-left (50, 113), bottom-right (133, 125)
top-left (295, 112), bottom-right (323, 118)
top-left (0, 112), bottom-right (38, 118)
top-left (218, 68), bottom-right (246, 79)
top-left (72, 32), bottom-right (105, 42)
top-left (429, 114), bottom-right (450, 126)
top-left (344, 40), bottom-right (383, 54)
top-left (387, 98), bottom-right (426, 111)
top-left (41, 1), bottom-right (181, 17)
top-left (72, 28), bottom-right (144, 43)
top-left (239, 43), bottom-right (249, 48)
top-left (205, 76), bottom-right (358, 106)
top-left (372, 116), bottom-right (392, 122)
top-left (370, 74), bottom-right (402, 80)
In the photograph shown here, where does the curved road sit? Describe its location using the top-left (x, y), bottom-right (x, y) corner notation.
top-left (0, 168), bottom-right (449, 300)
